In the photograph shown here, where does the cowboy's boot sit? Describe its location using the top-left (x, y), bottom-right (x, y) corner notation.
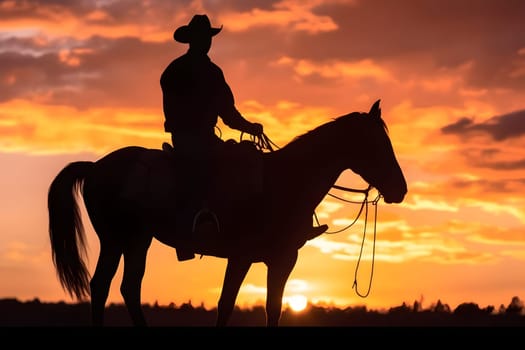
top-left (306, 224), bottom-right (329, 240)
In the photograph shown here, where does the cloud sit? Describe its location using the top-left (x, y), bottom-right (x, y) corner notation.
top-left (218, 0), bottom-right (342, 34)
top-left (284, 0), bottom-right (525, 91)
top-left (285, 279), bottom-right (310, 293)
top-left (442, 109), bottom-right (525, 141)
top-left (0, 35), bottom-right (173, 109)
top-left (0, 240), bottom-right (48, 266)
top-left (402, 176), bottom-right (525, 222)
top-left (463, 199), bottom-right (525, 223)
top-left (275, 56), bottom-right (394, 82)
top-left (475, 159), bottom-right (525, 171)
top-left (0, 99), bottom-right (164, 154)
top-left (0, 0), bottom-right (193, 42)
top-left (448, 176), bottom-right (525, 194)
top-left (402, 195), bottom-right (458, 212)
top-left (3, 0), bottom-right (524, 115)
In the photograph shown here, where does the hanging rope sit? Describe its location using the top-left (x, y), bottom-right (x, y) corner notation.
top-left (352, 192), bottom-right (381, 298)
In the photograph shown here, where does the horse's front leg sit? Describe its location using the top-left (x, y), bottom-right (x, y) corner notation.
top-left (265, 249), bottom-right (298, 327)
top-left (216, 257), bottom-right (251, 327)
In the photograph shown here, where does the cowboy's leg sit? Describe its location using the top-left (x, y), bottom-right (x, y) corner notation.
top-left (171, 134), bottom-right (197, 261)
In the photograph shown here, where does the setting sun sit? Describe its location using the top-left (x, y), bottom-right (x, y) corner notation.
top-left (285, 295), bottom-right (308, 312)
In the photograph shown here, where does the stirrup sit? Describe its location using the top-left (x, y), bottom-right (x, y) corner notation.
top-left (192, 208), bottom-right (220, 233)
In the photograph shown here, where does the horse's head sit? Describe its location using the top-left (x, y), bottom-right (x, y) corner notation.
top-left (348, 100), bottom-right (407, 204)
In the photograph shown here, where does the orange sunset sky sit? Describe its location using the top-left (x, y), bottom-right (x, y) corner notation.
top-left (1, 0), bottom-right (524, 313)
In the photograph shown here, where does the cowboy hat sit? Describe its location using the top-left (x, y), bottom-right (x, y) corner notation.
top-left (173, 14), bottom-right (223, 43)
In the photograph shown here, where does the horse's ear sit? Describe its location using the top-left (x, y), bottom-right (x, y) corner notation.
top-left (369, 99), bottom-right (381, 118)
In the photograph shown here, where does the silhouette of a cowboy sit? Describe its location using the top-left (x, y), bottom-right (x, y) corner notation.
top-left (161, 14), bottom-right (263, 261)
top-left (161, 14), bottom-right (327, 261)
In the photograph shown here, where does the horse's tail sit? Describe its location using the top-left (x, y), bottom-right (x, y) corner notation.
top-left (47, 161), bottom-right (94, 301)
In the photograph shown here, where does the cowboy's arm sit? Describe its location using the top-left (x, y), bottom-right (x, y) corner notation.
top-left (217, 72), bottom-right (263, 136)
top-left (221, 103), bottom-right (263, 136)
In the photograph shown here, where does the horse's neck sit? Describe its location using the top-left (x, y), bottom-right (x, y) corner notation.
top-left (268, 142), bottom-right (348, 216)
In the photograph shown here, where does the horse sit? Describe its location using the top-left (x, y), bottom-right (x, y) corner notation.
top-left (47, 99), bottom-right (407, 327)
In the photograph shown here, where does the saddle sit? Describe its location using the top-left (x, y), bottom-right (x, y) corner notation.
top-left (163, 139), bottom-right (264, 234)
top-left (118, 140), bottom-right (264, 257)
top-left (161, 139), bottom-right (263, 199)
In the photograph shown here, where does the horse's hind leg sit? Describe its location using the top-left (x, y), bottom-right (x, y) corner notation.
top-left (216, 258), bottom-right (251, 327)
top-left (90, 238), bottom-right (123, 327)
top-left (121, 234), bottom-right (153, 327)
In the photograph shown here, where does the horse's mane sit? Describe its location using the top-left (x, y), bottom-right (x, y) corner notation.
top-left (283, 111), bottom-right (388, 153)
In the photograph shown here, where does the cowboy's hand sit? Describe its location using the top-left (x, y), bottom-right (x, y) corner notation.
top-left (250, 123), bottom-right (263, 136)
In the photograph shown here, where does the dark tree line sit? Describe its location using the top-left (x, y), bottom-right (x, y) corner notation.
top-left (0, 296), bottom-right (523, 327)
